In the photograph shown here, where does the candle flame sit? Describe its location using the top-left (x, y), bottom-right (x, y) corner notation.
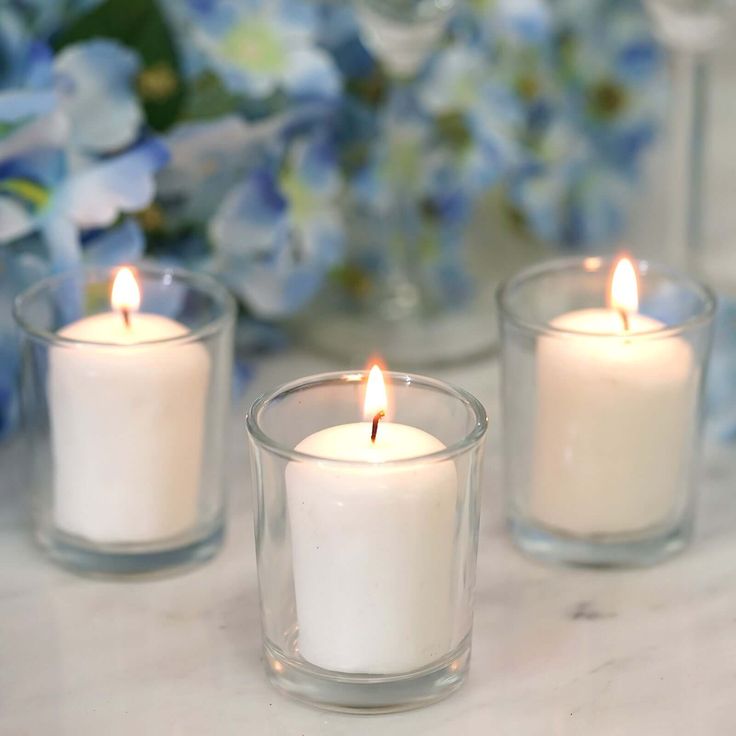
top-left (111, 267), bottom-right (141, 315)
top-left (364, 363), bottom-right (388, 420)
top-left (609, 256), bottom-right (638, 315)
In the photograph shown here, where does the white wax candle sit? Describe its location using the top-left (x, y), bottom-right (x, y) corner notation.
top-left (531, 308), bottom-right (697, 536)
top-left (285, 421), bottom-right (457, 674)
top-left (49, 312), bottom-right (210, 543)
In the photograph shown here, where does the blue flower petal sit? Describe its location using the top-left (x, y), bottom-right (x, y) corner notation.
top-left (160, 116), bottom-right (260, 225)
top-left (211, 140), bottom-right (344, 318)
top-left (0, 90), bottom-right (56, 123)
top-left (300, 211), bottom-right (344, 267)
top-left (227, 238), bottom-right (326, 318)
top-left (60, 139), bottom-right (169, 229)
top-left (209, 171), bottom-right (287, 254)
top-left (42, 216), bottom-right (82, 271)
top-left (0, 7), bottom-right (54, 89)
top-left (275, 0), bottom-right (319, 35)
top-left (82, 218), bottom-right (145, 267)
top-left (0, 198), bottom-right (34, 242)
top-left (54, 40), bottom-right (143, 153)
top-left (283, 47), bottom-right (341, 101)
top-left (496, 0), bottom-right (552, 45)
top-left (291, 134), bottom-right (340, 195)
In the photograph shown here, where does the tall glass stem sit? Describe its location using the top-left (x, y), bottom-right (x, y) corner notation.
top-left (376, 80), bottom-right (422, 321)
top-left (665, 51), bottom-right (709, 268)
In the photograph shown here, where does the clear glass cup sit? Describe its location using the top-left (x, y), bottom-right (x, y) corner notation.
top-left (497, 256), bottom-right (716, 567)
top-left (13, 264), bottom-right (235, 576)
top-left (246, 370), bottom-right (487, 712)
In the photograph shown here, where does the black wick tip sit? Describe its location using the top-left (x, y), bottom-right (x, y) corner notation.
top-left (371, 410), bottom-right (385, 443)
top-left (122, 308), bottom-right (131, 328)
top-left (617, 308), bottom-right (629, 331)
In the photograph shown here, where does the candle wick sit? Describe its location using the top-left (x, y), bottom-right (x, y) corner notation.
top-left (122, 308), bottom-right (131, 328)
top-left (618, 308), bottom-right (629, 331)
top-left (371, 410), bottom-right (385, 443)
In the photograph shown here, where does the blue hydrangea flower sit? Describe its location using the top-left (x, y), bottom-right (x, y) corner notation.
top-left (0, 7), bottom-right (56, 143)
top-left (424, 225), bottom-right (476, 307)
top-left (0, 0), bottom-right (670, 438)
top-left (493, 0), bottom-right (553, 45)
top-left (1, 38), bottom-right (143, 155)
top-left (417, 44), bottom-right (519, 193)
top-left (159, 115), bottom-right (279, 227)
top-left (54, 40), bottom-right (144, 154)
top-left (509, 142), bottom-right (630, 249)
top-left (0, 6), bottom-right (53, 90)
top-left (314, 4), bottom-right (362, 50)
top-left (167, 0), bottom-right (341, 101)
top-left (345, 101), bottom-right (480, 310)
top-left (210, 131), bottom-right (343, 317)
top-left (351, 111), bottom-right (474, 228)
top-left (315, 5), bottom-right (375, 79)
top-left (558, 3), bottom-right (664, 177)
top-left (0, 34), bottom-right (153, 270)
top-left (0, 137), bottom-right (168, 268)
top-left (350, 111), bottom-right (428, 215)
top-left (0, 147), bottom-right (64, 245)
top-left (488, 0), bottom-right (663, 248)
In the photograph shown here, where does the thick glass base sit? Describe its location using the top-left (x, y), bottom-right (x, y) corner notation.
top-left (509, 517), bottom-right (692, 568)
top-left (37, 519), bottom-right (225, 578)
top-left (297, 202), bottom-right (547, 369)
top-left (297, 302), bottom-right (497, 370)
top-left (263, 636), bottom-right (471, 713)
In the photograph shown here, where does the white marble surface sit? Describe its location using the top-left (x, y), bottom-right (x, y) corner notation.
top-left (2, 348), bottom-right (736, 735)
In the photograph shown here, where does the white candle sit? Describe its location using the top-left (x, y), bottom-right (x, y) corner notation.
top-left (531, 257), bottom-right (698, 536)
top-left (49, 268), bottom-right (210, 544)
top-left (285, 366), bottom-right (457, 674)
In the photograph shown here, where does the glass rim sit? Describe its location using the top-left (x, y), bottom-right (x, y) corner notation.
top-left (496, 256), bottom-right (717, 340)
top-left (13, 263), bottom-right (236, 349)
top-left (246, 370), bottom-right (489, 468)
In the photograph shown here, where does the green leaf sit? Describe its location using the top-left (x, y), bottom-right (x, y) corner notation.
top-left (329, 264), bottom-right (373, 299)
top-left (181, 72), bottom-right (239, 122)
top-left (436, 112), bottom-right (472, 152)
top-left (587, 80), bottom-right (628, 122)
top-left (54, 0), bottom-right (185, 131)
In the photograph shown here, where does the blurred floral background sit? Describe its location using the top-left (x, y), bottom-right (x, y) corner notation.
top-left (0, 0), bottom-right (667, 438)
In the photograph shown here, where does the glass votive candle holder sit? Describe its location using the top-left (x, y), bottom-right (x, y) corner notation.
top-left (246, 369), bottom-right (488, 713)
top-left (13, 264), bottom-right (235, 576)
top-left (497, 256), bottom-right (716, 567)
